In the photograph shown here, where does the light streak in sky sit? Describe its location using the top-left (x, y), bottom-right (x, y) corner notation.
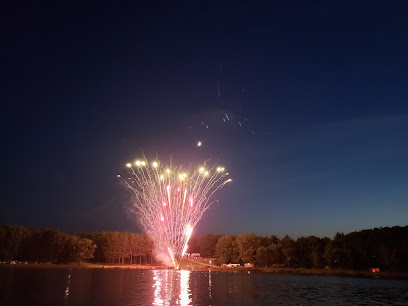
top-left (119, 158), bottom-right (231, 267)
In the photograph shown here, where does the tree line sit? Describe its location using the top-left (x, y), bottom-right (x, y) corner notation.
top-left (188, 226), bottom-right (408, 271)
top-left (1, 225), bottom-right (407, 271)
top-left (0, 225), bottom-right (95, 263)
top-left (0, 225), bottom-right (154, 264)
top-left (77, 232), bottom-right (154, 264)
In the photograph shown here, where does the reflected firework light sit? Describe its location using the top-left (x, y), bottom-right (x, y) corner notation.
top-left (119, 158), bottom-right (231, 267)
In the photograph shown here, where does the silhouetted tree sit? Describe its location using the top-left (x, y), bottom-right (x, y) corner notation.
top-left (215, 235), bottom-right (239, 264)
top-left (256, 246), bottom-right (268, 267)
top-left (236, 233), bottom-right (261, 263)
top-left (0, 225), bottom-right (29, 260)
top-left (197, 234), bottom-right (221, 257)
top-left (281, 235), bottom-right (295, 267)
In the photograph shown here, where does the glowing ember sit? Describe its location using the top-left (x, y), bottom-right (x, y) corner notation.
top-left (119, 158), bottom-right (231, 267)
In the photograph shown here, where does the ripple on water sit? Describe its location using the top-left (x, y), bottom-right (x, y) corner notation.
top-left (0, 268), bottom-right (407, 305)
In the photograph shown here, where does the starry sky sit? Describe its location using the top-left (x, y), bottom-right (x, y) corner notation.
top-left (2, 1), bottom-right (408, 238)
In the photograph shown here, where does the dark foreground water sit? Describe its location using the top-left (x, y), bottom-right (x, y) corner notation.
top-left (1, 268), bottom-right (408, 305)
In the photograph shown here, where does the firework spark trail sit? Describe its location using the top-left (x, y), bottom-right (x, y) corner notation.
top-left (119, 158), bottom-right (231, 267)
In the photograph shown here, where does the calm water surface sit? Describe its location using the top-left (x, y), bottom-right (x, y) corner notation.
top-left (1, 268), bottom-right (408, 305)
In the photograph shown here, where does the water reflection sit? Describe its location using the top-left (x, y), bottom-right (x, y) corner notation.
top-left (1, 268), bottom-right (408, 305)
top-left (208, 270), bottom-right (212, 300)
top-left (64, 268), bottom-right (72, 304)
top-left (152, 270), bottom-right (193, 305)
top-left (179, 270), bottom-right (191, 305)
top-left (153, 270), bottom-right (164, 305)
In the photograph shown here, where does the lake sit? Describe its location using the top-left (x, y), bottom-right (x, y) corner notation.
top-left (1, 268), bottom-right (408, 305)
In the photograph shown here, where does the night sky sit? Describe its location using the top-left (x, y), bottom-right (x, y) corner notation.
top-left (2, 2), bottom-right (408, 238)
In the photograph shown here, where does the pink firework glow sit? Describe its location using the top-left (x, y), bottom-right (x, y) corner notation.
top-left (119, 158), bottom-right (231, 267)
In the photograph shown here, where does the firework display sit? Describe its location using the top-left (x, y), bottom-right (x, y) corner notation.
top-left (119, 158), bottom-right (231, 267)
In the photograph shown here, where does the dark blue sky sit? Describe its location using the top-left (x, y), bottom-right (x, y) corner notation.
top-left (2, 1), bottom-right (408, 238)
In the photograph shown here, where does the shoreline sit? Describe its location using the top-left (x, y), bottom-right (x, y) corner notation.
top-left (0, 263), bottom-right (166, 270)
top-left (2, 263), bottom-right (407, 280)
